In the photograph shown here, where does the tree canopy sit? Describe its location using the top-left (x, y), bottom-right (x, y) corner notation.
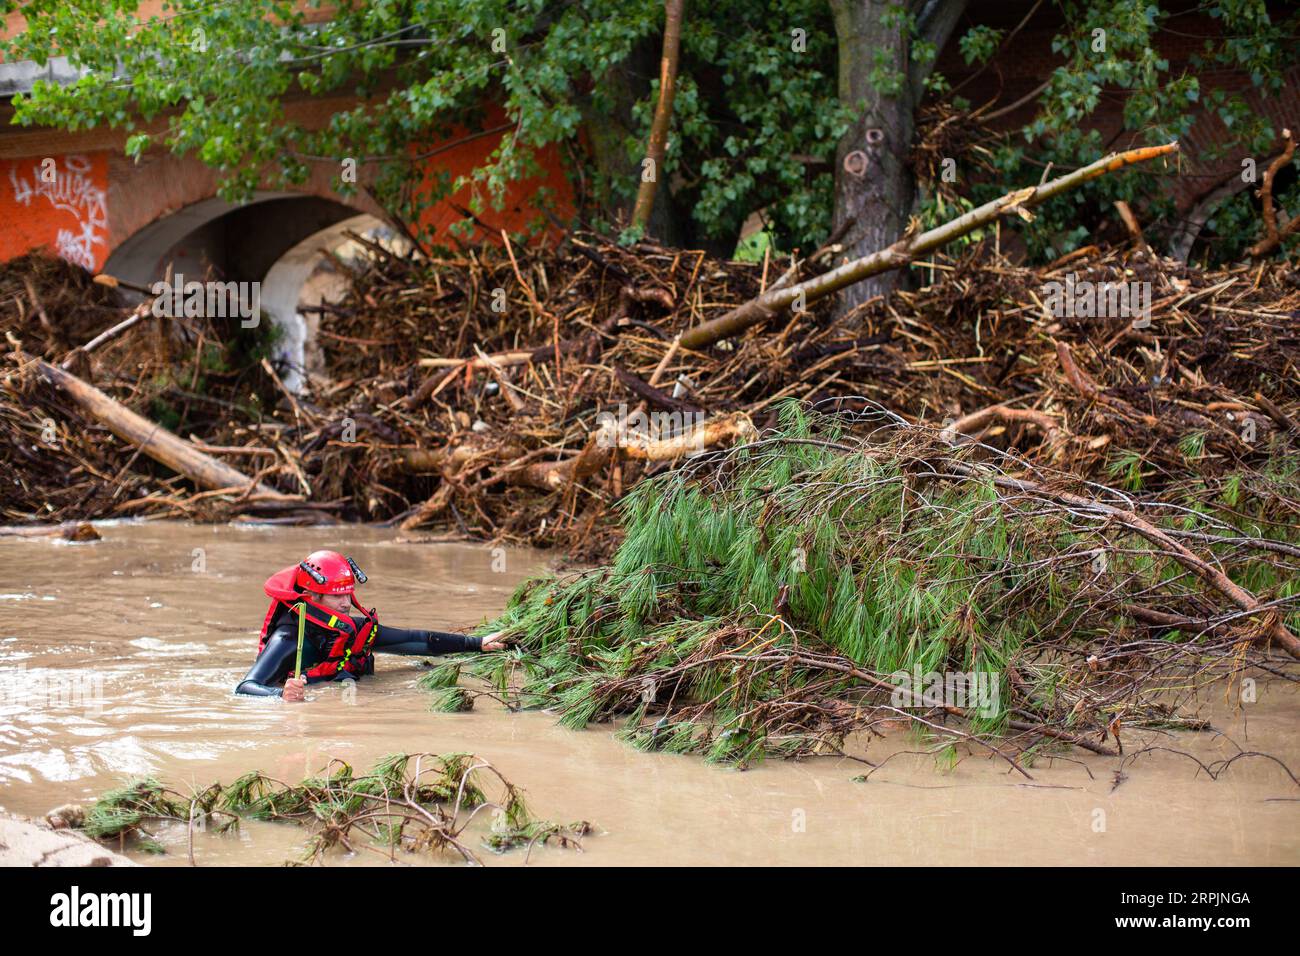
top-left (3, 0), bottom-right (1296, 262)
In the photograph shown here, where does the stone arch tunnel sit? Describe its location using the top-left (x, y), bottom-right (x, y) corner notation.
top-left (101, 193), bottom-right (391, 392)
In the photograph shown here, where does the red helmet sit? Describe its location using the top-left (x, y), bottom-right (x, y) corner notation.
top-left (293, 550), bottom-right (367, 595)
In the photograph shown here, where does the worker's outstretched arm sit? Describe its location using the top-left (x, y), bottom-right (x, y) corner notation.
top-left (371, 624), bottom-right (483, 656)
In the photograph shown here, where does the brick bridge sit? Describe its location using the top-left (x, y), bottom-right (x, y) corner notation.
top-left (0, 4), bottom-right (572, 388)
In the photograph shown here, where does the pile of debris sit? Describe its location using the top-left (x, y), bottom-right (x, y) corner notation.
top-left (1, 148), bottom-right (1296, 559)
top-left (0, 256), bottom-right (292, 526)
top-left (322, 235), bottom-right (1300, 540)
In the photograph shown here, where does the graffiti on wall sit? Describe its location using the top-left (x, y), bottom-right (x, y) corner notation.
top-left (1, 153), bottom-right (109, 271)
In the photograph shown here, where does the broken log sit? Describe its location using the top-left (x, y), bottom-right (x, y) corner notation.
top-left (0, 522), bottom-right (100, 541)
top-left (679, 142), bottom-right (1179, 349)
top-left (399, 413), bottom-right (756, 528)
top-left (609, 411), bottom-right (756, 461)
top-left (512, 436), bottom-right (614, 492)
top-left (21, 355), bottom-right (285, 498)
top-left (940, 404), bottom-right (1061, 445)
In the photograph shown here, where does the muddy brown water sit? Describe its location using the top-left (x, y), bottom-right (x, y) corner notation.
top-left (0, 522), bottom-right (1296, 866)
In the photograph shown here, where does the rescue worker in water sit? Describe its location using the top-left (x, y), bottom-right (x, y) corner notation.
top-left (236, 549), bottom-right (506, 700)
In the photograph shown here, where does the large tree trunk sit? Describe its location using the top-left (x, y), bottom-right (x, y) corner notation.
top-left (829, 0), bottom-right (966, 321)
top-left (632, 0), bottom-right (686, 234)
top-left (578, 35), bottom-right (686, 244)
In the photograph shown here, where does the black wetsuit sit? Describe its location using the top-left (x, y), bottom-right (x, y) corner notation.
top-left (236, 610), bottom-right (482, 697)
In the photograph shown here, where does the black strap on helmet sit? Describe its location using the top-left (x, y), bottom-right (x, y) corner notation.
top-left (346, 556), bottom-right (368, 584)
top-left (298, 561), bottom-right (328, 586)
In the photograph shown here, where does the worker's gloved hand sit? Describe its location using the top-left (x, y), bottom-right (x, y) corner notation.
top-left (283, 675), bottom-right (308, 701)
top-left (480, 632), bottom-right (508, 652)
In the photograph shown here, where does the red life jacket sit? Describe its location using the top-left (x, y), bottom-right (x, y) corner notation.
top-left (258, 566), bottom-right (378, 681)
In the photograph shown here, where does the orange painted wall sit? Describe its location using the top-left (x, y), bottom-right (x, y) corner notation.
top-left (411, 107), bottom-right (574, 246)
top-left (0, 152), bottom-right (111, 270)
top-left (0, 127), bottom-right (571, 272)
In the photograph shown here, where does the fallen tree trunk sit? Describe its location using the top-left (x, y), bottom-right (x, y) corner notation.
top-left (399, 413), bottom-right (755, 529)
top-left (510, 412), bottom-right (756, 491)
top-left (0, 521), bottom-right (100, 541)
top-left (613, 410), bottom-right (755, 461)
top-left (679, 142), bottom-right (1179, 350)
top-left (21, 355), bottom-right (284, 498)
top-left (512, 437), bottom-right (614, 493)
